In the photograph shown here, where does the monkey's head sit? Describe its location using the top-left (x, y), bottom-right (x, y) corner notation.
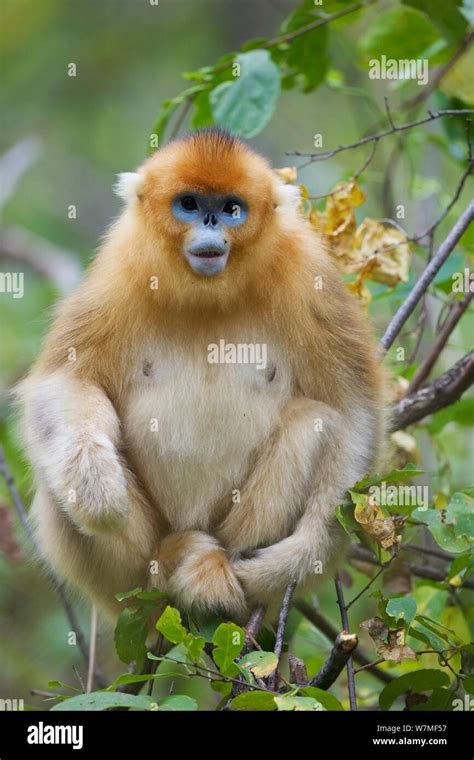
top-left (115, 128), bottom-right (301, 292)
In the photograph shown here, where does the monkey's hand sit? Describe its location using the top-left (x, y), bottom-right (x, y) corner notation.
top-left (52, 435), bottom-right (130, 535)
top-left (20, 373), bottom-right (130, 535)
top-left (149, 531), bottom-right (248, 621)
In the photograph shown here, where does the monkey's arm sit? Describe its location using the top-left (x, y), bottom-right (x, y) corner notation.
top-left (231, 399), bottom-right (377, 608)
top-left (216, 397), bottom-right (326, 554)
top-left (20, 371), bottom-right (130, 535)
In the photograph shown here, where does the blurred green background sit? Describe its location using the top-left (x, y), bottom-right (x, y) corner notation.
top-left (0, 0), bottom-right (472, 709)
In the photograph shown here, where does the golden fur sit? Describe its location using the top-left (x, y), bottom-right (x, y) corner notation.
top-left (18, 129), bottom-right (385, 621)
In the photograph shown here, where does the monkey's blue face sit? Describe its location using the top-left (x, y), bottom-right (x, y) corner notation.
top-left (172, 193), bottom-right (248, 276)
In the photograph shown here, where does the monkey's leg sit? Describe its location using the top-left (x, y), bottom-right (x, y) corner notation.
top-left (30, 483), bottom-right (159, 620)
top-left (216, 397), bottom-right (335, 554)
top-left (21, 372), bottom-right (133, 535)
top-left (148, 531), bottom-right (248, 621)
top-left (231, 400), bottom-right (376, 609)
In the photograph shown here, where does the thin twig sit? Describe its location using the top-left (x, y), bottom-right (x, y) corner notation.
top-left (72, 665), bottom-right (86, 693)
top-left (288, 110), bottom-right (474, 168)
top-left (0, 446), bottom-right (106, 688)
top-left (86, 605), bottom-right (98, 693)
top-left (268, 580), bottom-right (297, 691)
top-left (380, 200), bottom-right (474, 351)
top-left (242, 605), bottom-right (266, 655)
top-left (407, 291), bottom-right (474, 394)
top-left (346, 556), bottom-right (395, 611)
top-left (309, 139), bottom-right (379, 200)
top-left (335, 574), bottom-right (357, 710)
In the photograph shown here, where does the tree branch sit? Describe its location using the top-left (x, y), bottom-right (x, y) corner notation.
top-left (391, 352), bottom-right (474, 430)
top-left (380, 200), bottom-right (474, 351)
top-left (335, 574), bottom-right (357, 710)
top-left (0, 226), bottom-right (82, 295)
top-left (407, 292), bottom-right (474, 394)
top-left (310, 631), bottom-right (358, 690)
top-left (295, 600), bottom-right (393, 684)
top-left (350, 544), bottom-right (474, 590)
top-left (268, 580), bottom-right (296, 691)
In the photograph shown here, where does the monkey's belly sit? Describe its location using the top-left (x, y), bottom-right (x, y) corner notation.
top-left (123, 355), bottom-right (291, 531)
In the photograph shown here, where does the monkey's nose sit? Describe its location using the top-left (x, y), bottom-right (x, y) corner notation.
top-left (203, 212), bottom-right (218, 228)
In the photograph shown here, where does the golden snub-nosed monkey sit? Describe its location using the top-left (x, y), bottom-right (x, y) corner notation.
top-left (18, 128), bottom-right (385, 622)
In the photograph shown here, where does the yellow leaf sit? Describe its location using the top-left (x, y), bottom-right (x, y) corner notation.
top-left (353, 219), bottom-right (411, 286)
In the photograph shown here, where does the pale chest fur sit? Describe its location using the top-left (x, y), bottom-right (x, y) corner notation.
top-left (122, 331), bottom-right (293, 531)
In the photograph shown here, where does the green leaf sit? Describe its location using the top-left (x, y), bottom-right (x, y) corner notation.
top-left (415, 614), bottom-right (462, 645)
top-left (191, 89), bottom-right (214, 130)
top-left (231, 691), bottom-right (277, 711)
top-left (358, 7), bottom-right (439, 63)
top-left (379, 669), bottom-right (450, 710)
top-left (210, 680), bottom-right (232, 697)
top-left (106, 672), bottom-right (184, 690)
top-left (402, 0), bottom-right (468, 44)
top-left (183, 632), bottom-right (206, 662)
top-left (156, 605), bottom-right (187, 645)
top-left (51, 692), bottom-right (160, 711)
top-left (274, 694), bottom-right (323, 711)
top-left (150, 84), bottom-right (206, 149)
top-left (212, 622), bottom-right (245, 674)
top-left (210, 50), bottom-right (280, 138)
top-left (429, 398), bottom-right (474, 435)
top-left (410, 624), bottom-right (448, 652)
top-left (461, 644), bottom-right (474, 675)
top-left (158, 695), bottom-right (198, 711)
top-left (413, 493), bottom-right (474, 554)
top-left (239, 650), bottom-right (279, 678)
top-left (115, 587), bottom-right (143, 602)
top-left (386, 596), bottom-right (417, 630)
top-left (279, 2), bottom-right (330, 92)
top-left (189, 613), bottom-right (222, 642)
top-left (335, 502), bottom-right (361, 538)
top-left (447, 552), bottom-right (474, 587)
top-left (114, 605), bottom-right (152, 669)
top-left (47, 680), bottom-right (81, 692)
top-left (353, 464), bottom-right (425, 492)
top-left (299, 686), bottom-right (345, 711)
top-left (463, 676), bottom-right (474, 695)
top-left (412, 687), bottom-right (455, 711)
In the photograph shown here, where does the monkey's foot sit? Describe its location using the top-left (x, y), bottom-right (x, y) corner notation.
top-left (149, 531), bottom-right (248, 620)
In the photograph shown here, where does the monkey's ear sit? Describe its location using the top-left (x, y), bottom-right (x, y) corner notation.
top-left (114, 172), bottom-right (145, 203)
top-left (274, 181), bottom-right (301, 213)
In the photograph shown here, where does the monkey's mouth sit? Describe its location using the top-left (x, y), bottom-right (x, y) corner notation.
top-left (192, 249), bottom-right (226, 258)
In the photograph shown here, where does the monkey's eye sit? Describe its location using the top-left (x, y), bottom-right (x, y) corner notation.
top-left (222, 200), bottom-right (239, 216)
top-left (180, 196), bottom-right (198, 212)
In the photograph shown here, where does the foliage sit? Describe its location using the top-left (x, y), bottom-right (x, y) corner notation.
top-left (0, 0), bottom-right (472, 713)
